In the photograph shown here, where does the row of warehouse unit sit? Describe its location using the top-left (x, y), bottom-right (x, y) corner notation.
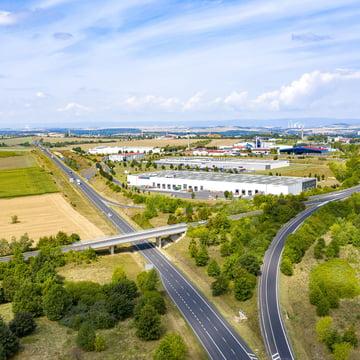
top-left (127, 170), bottom-right (316, 196)
top-left (154, 157), bottom-right (289, 171)
top-left (88, 146), bottom-right (161, 155)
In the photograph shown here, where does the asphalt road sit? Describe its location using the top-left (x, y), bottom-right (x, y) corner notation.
top-left (259, 185), bottom-right (360, 360)
top-left (40, 146), bottom-right (258, 360)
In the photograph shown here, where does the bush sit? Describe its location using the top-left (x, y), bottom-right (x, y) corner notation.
top-left (0, 317), bottom-right (19, 359)
top-left (280, 257), bottom-right (293, 276)
top-left (65, 281), bottom-right (104, 306)
top-left (112, 266), bottom-right (127, 283)
top-left (332, 342), bottom-right (352, 360)
top-left (137, 269), bottom-right (159, 292)
top-left (94, 334), bottom-right (106, 352)
top-left (76, 322), bottom-right (96, 351)
top-left (135, 304), bottom-right (162, 340)
top-left (43, 284), bottom-right (72, 321)
top-left (9, 312), bottom-right (36, 337)
top-left (153, 333), bottom-right (187, 360)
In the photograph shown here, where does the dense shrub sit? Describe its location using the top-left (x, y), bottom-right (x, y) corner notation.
top-left (76, 322), bottom-right (96, 351)
top-left (211, 275), bottom-right (229, 296)
top-left (0, 318), bottom-right (19, 359)
top-left (12, 281), bottom-right (43, 317)
top-left (9, 312), bottom-right (36, 337)
top-left (135, 291), bottom-right (166, 318)
top-left (137, 269), bottom-right (159, 292)
top-left (233, 271), bottom-right (257, 301)
top-left (153, 333), bottom-right (187, 360)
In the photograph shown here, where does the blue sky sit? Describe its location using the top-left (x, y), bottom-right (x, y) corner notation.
top-left (0, 0), bottom-right (360, 128)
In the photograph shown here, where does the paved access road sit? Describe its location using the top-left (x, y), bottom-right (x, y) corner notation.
top-left (40, 146), bottom-right (258, 360)
top-left (259, 185), bottom-right (360, 360)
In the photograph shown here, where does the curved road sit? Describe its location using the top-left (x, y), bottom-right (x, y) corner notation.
top-left (40, 146), bottom-right (258, 360)
top-left (259, 185), bottom-right (360, 360)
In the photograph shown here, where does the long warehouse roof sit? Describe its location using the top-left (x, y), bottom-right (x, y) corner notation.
top-left (135, 170), bottom-right (314, 186)
top-left (155, 157), bottom-right (287, 165)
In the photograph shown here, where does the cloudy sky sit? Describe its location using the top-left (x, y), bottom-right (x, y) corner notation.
top-left (1, 0), bottom-right (360, 128)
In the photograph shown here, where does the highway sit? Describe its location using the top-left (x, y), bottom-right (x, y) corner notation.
top-left (259, 185), bottom-right (360, 360)
top-left (39, 146), bottom-right (258, 360)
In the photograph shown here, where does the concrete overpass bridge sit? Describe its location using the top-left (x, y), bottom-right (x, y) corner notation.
top-left (0, 223), bottom-right (189, 262)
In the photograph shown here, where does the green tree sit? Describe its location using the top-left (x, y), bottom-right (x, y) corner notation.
top-left (137, 269), bottom-right (159, 292)
top-left (280, 257), bottom-right (293, 276)
top-left (316, 296), bottom-right (330, 316)
top-left (316, 316), bottom-right (333, 342)
top-left (43, 284), bottom-right (72, 321)
top-left (135, 304), bottom-right (162, 340)
top-left (9, 312), bottom-right (36, 338)
top-left (342, 326), bottom-right (358, 348)
top-left (314, 238), bottom-right (326, 259)
top-left (233, 272), bottom-right (256, 301)
top-left (188, 239), bottom-right (198, 258)
top-left (239, 254), bottom-right (261, 275)
top-left (195, 246), bottom-right (209, 267)
top-left (207, 259), bottom-right (221, 277)
top-left (12, 281), bottom-right (43, 317)
top-left (76, 322), bottom-right (96, 351)
top-left (211, 275), bottom-right (229, 296)
top-left (153, 333), bottom-right (187, 360)
top-left (0, 317), bottom-right (19, 359)
top-left (135, 291), bottom-right (166, 317)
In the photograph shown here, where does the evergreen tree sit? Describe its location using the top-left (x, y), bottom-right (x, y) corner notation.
top-left (135, 304), bottom-right (162, 340)
top-left (9, 312), bottom-right (36, 337)
top-left (207, 259), bottom-right (221, 277)
top-left (195, 246), bottom-right (209, 267)
top-left (0, 317), bottom-right (19, 359)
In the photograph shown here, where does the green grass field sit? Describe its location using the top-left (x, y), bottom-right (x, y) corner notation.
top-left (0, 150), bottom-right (21, 158)
top-left (0, 166), bottom-right (58, 198)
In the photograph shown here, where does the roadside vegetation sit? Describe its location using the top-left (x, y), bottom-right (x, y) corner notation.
top-left (281, 193), bottom-right (360, 360)
top-left (0, 241), bottom-right (204, 359)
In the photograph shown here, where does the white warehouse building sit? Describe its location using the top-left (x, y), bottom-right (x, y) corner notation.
top-left (127, 171), bottom-right (316, 196)
top-left (88, 146), bottom-right (161, 155)
top-left (155, 157), bottom-right (289, 171)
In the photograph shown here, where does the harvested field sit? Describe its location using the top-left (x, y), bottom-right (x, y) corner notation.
top-left (0, 193), bottom-right (104, 242)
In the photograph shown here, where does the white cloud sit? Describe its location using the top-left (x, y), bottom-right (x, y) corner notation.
top-left (183, 92), bottom-right (205, 110)
top-left (123, 95), bottom-right (181, 112)
top-left (57, 102), bottom-right (92, 115)
top-left (221, 91), bottom-right (249, 110)
top-left (254, 69), bottom-right (360, 110)
top-left (36, 91), bottom-right (48, 98)
top-left (0, 11), bottom-right (17, 26)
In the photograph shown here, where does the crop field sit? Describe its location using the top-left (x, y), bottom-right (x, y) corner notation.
top-left (0, 193), bottom-right (105, 242)
top-left (0, 166), bottom-right (58, 198)
top-left (0, 153), bottom-right (36, 170)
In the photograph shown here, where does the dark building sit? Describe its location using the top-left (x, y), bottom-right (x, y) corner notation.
top-left (280, 146), bottom-right (329, 155)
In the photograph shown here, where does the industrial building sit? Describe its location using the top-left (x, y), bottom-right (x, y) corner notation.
top-left (279, 146), bottom-right (329, 155)
top-left (127, 171), bottom-right (316, 196)
top-left (88, 146), bottom-right (161, 155)
top-left (108, 152), bottom-right (145, 162)
top-left (154, 157), bottom-right (289, 171)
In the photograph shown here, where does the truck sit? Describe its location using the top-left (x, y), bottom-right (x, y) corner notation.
top-left (76, 179), bottom-right (81, 185)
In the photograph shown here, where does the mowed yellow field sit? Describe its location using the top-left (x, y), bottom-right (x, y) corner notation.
top-left (0, 193), bottom-right (105, 242)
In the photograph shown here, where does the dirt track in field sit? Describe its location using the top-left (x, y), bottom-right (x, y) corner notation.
top-left (0, 193), bottom-right (104, 242)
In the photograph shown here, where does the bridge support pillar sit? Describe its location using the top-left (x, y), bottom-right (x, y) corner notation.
top-left (156, 237), bottom-right (162, 249)
top-left (110, 246), bottom-right (115, 255)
